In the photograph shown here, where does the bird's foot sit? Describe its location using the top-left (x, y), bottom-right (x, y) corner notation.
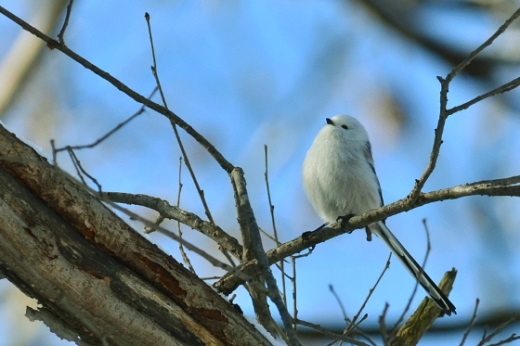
top-left (336, 214), bottom-right (355, 233)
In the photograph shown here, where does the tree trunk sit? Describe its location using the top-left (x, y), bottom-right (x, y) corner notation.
top-left (0, 124), bottom-right (271, 346)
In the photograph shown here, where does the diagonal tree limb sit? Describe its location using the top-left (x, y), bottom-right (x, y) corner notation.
top-left (0, 5), bottom-right (235, 174)
top-left (0, 122), bottom-right (271, 346)
top-left (0, 7), bottom-right (302, 341)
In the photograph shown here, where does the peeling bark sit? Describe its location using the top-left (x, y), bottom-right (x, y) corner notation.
top-left (0, 124), bottom-right (271, 346)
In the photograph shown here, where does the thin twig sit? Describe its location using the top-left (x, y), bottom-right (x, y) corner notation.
top-left (379, 303), bottom-right (390, 345)
top-left (460, 299), bottom-right (480, 346)
top-left (343, 253), bottom-right (392, 336)
top-left (264, 145), bottom-right (287, 306)
top-left (145, 13), bottom-right (215, 224)
top-left (200, 276), bottom-right (221, 281)
top-left (477, 316), bottom-right (520, 346)
top-left (445, 7), bottom-right (520, 83)
top-left (57, 0), bottom-right (74, 44)
top-left (447, 75), bottom-right (520, 116)
top-left (294, 319), bottom-right (371, 346)
top-left (143, 215), bottom-right (165, 234)
top-left (391, 218), bottom-right (433, 334)
top-left (488, 334), bottom-right (520, 346)
top-left (53, 91), bottom-right (152, 193)
top-left (175, 156), bottom-right (196, 273)
top-left (53, 88), bottom-right (157, 155)
top-left (0, 6), bottom-right (235, 174)
top-left (264, 145), bottom-right (281, 245)
top-left (331, 288), bottom-right (377, 346)
top-left (50, 139), bottom-right (57, 165)
top-left (336, 316), bottom-right (370, 346)
top-left (66, 147), bottom-right (102, 192)
top-left (409, 74), bottom-right (450, 201)
top-left (329, 284), bottom-right (349, 323)
top-left (258, 227), bottom-right (280, 242)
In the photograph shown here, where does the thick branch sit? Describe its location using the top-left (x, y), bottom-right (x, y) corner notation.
top-left (0, 8), bottom-right (298, 341)
top-left (215, 176), bottom-right (520, 294)
top-left (0, 174), bottom-right (185, 345)
top-left (0, 124), bottom-right (270, 345)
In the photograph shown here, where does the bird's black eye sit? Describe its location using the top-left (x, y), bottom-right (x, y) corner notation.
top-left (341, 124), bottom-right (349, 129)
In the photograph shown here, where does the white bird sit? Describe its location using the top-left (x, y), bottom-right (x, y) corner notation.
top-left (303, 115), bottom-right (456, 315)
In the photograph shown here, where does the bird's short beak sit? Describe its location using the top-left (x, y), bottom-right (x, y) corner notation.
top-left (326, 118), bottom-right (334, 125)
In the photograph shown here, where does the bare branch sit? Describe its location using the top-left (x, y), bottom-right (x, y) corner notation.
top-left (101, 192), bottom-right (243, 260)
top-left (0, 5), bottom-right (235, 174)
top-left (0, 122), bottom-right (271, 346)
top-left (445, 7), bottom-right (520, 83)
top-left (294, 319), bottom-right (370, 346)
top-left (291, 257), bottom-right (299, 328)
top-left (53, 88), bottom-right (156, 156)
top-left (264, 145), bottom-right (281, 246)
top-left (65, 146), bottom-right (103, 192)
top-left (448, 76), bottom-right (520, 116)
top-left (216, 175), bottom-right (520, 294)
top-left (460, 299), bottom-right (480, 346)
top-left (145, 13), bottom-right (215, 224)
top-left (57, 0), bottom-right (74, 44)
top-left (100, 197), bottom-right (234, 272)
top-left (329, 284), bottom-right (349, 324)
top-left (341, 253), bottom-right (391, 341)
top-left (477, 316), bottom-right (520, 346)
top-left (174, 156), bottom-right (196, 273)
top-left (264, 145), bottom-right (289, 309)
top-left (410, 7), bottom-right (520, 199)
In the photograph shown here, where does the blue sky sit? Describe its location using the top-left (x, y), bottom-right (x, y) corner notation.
top-left (1, 1), bottom-right (520, 344)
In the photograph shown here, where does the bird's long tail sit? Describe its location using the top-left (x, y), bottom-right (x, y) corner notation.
top-left (371, 221), bottom-right (456, 315)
